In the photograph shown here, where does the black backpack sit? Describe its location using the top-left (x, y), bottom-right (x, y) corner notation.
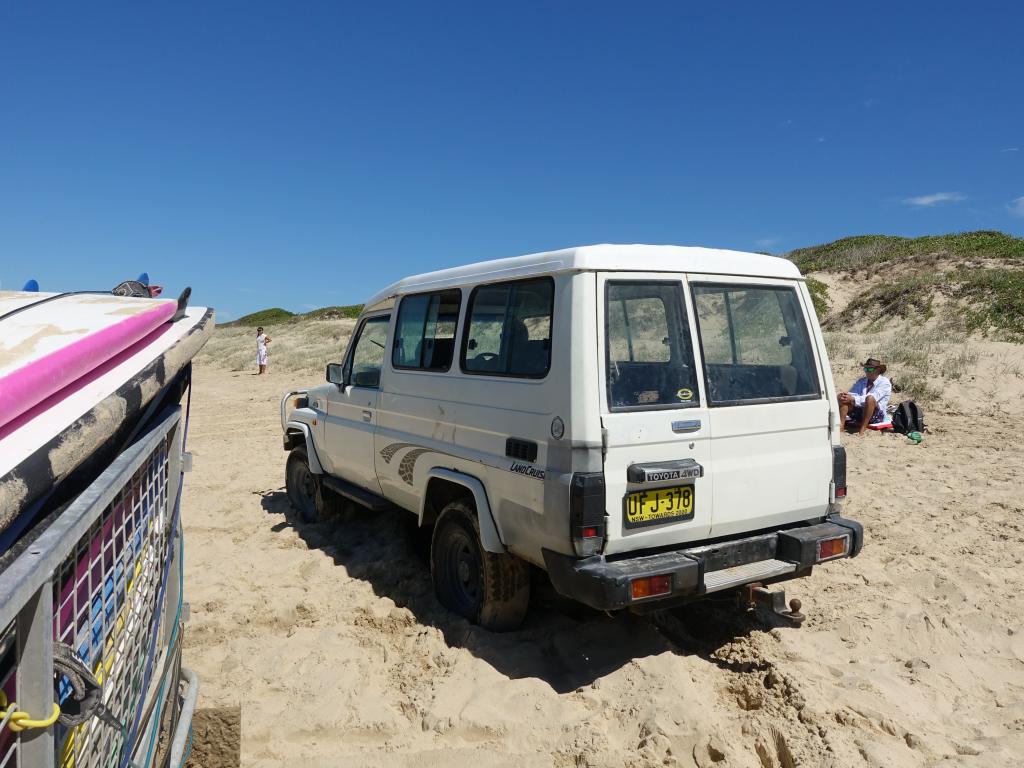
top-left (891, 400), bottom-right (925, 434)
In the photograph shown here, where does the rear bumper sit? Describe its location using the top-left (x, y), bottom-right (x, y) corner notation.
top-left (541, 514), bottom-right (863, 612)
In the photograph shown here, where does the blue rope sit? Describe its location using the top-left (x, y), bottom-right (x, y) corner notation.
top-left (180, 724), bottom-right (194, 767)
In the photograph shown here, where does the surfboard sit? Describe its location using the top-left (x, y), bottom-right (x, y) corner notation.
top-left (0, 299), bottom-right (214, 546)
top-left (0, 292), bottom-right (177, 432)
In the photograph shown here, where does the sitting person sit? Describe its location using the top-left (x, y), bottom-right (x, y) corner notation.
top-left (837, 357), bottom-right (892, 435)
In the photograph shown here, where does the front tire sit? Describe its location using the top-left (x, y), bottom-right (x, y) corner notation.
top-left (430, 500), bottom-right (530, 631)
top-left (285, 447), bottom-right (319, 523)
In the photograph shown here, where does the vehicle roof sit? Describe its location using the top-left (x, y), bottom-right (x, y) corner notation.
top-left (364, 244), bottom-right (802, 308)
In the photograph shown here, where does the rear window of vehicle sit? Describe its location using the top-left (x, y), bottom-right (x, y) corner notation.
top-left (461, 278), bottom-right (553, 378)
top-left (393, 289), bottom-right (461, 371)
top-left (691, 284), bottom-right (820, 405)
top-left (605, 281), bottom-right (699, 410)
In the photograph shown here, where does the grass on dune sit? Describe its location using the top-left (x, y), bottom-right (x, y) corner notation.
top-left (788, 231), bottom-right (1024, 274)
top-left (826, 268), bottom-right (1024, 341)
top-left (228, 307), bottom-right (295, 326)
top-left (225, 304), bottom-right (364, 327)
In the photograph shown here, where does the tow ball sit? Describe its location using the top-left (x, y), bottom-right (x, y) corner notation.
top-left (741, 583), bottom-right (805, 627)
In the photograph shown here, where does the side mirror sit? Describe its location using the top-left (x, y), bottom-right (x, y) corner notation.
top-left (326, 363), bottom-right (345, 386)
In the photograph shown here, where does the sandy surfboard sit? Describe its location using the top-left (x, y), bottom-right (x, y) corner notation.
top-left (0, 291), bottom-right (214, 548)
top-left (0, 292), bottom-right (177, 431)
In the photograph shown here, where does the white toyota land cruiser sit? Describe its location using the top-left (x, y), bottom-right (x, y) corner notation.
top-left (281, 245), bottom-right (862, 630)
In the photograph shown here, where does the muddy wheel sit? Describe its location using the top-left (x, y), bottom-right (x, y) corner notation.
top-left (285, 447), bottom-right (319, 523)
top-left (430, 499), bottom-right (530, 631)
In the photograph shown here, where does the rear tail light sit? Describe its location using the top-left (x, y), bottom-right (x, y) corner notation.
top-left (631, 574), bottom-right (672, 600)
top-left (817, 535), bottom-right (849, 562)
top-left (570, 472), bottom-right (606, 557)
top-left (832, 445), bottom-right (847, 502)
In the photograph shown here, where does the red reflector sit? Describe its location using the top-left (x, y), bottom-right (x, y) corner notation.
top-left (631, 574), bottom-right (672, 600)
top-left (835, 486), bottom-right (847, 499)
top-left (817, 536), bottom-right (849, 561)
top-left (582, 526), bottom-right (599, 538)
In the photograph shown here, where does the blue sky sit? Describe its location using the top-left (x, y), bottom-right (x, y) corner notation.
top-left (1, 2), bottom-right (1022, 320)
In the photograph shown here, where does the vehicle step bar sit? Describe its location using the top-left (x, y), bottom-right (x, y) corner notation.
top-left (320, 475), bottom-right (392, 512)
top-left (703, 558), bottom-right (797, 594)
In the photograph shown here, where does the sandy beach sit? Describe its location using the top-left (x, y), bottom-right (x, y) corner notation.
top-left (181, 325), bottom-right (1024, 767)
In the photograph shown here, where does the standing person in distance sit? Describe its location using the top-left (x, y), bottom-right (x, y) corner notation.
top-left (256, 326), bottom-right (272, 375)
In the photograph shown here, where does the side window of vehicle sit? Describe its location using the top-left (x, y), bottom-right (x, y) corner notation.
top-left (461, 278), bottom-right (553, 378)
top-left (691, 284), bottom-right (820, 405)
top-left (605, 281), bottom-right (699, 410)
top-left (392, 289), bottom-right (461, 371)
top-left (347, 315), bottom-right (391, 388)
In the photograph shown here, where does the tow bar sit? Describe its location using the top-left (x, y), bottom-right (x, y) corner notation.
top-left (742, 583), bottom-right (805, 627)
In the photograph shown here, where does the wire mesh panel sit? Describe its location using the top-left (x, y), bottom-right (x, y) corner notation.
top-left (0, 407), bottom-right (191, 768)
top-left (0, 620), bottom-right (17, 768)
top-left (54, 433), bottom-right (172, 768)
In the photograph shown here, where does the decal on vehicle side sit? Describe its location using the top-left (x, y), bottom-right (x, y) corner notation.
top-left (379, 442), bottom-right (461, 486)
top-left (379, 442), bottom-right (548, 486)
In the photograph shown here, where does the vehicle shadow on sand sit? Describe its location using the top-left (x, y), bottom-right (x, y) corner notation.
top-left (260, 489), bottom-right (769, 693)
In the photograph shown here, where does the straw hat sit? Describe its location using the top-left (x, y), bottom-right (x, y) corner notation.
top-left (862, 357), bottom-right (887, 374)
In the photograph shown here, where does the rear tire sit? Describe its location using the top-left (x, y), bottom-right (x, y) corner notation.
top-left (430, 499), bottom-right (530, 631)
top-left (285, 447), bottom-right (319, 523)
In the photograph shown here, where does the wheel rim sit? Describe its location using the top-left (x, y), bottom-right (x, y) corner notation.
top-left (442, 525), bottom-right (482, 616)
top-left (288, 459), bottom-right (317, 521)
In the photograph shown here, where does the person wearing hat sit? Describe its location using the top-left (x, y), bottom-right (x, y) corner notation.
top-left (837, 357), bottom-right (891, 435)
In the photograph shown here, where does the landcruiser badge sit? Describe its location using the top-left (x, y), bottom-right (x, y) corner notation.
top-left (510, 462), bottom-right (546, 481)
top-left (626, 459), bottom-right (703, 484)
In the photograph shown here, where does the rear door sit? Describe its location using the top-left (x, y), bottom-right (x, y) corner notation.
top-left (690, 278), bottom-right (831, 537)
top-left (597, 273), bottom-right (714, 555)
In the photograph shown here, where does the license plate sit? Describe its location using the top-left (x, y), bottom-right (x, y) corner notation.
top-left (623, 485), bottom-right (695, 529)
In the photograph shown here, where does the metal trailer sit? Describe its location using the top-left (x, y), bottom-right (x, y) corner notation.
top-left (0, 405), bottom-right (197, 768)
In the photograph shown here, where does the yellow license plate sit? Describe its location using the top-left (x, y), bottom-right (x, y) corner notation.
top-left (623, 485), bottom-right (695, 529)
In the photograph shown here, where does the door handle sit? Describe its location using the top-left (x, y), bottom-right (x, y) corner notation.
top-left (671, 419), bottom-right (701, 434)
top-left (362, 410), bottom-right (373, 423)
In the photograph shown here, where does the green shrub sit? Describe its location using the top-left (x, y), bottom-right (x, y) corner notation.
top-left (804, 277), bottom-right (830, 319)
top-left (788, 231), bottom-right (1024, 273)
top-left (954, 268), bottom-right (1024, 340)
top-left (303, 304), bottom-right (365, 320)
top-left (824, 267), bottom-right (1024, 341)
top-left (227, 307), bottom-right (295, 326)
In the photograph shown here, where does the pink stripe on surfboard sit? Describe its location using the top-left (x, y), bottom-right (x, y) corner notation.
top-left (0, 301), bottom-right (175, 430)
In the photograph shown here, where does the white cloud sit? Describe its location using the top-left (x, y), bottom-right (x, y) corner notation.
top-left (901, 192), bottom-right (966, 207)
top-left (754, 237), bottom-right (781, 250)
top-left (1002, 147), bottom-right (1019, 152)
top-left (1008, 196), bottom-right (1024, 218)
